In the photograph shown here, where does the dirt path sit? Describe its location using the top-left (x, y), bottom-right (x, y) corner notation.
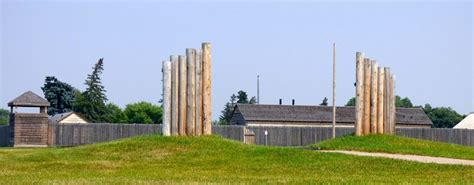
top-left (321, 150), bottom-right (474, 166)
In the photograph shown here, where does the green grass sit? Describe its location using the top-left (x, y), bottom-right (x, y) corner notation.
top-left (0, 135), bottom-right (473, 184)
top-left (312, 134), bottom-right (474, 160)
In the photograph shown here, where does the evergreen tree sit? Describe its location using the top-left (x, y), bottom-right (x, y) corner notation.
top-left (219, 94), bottom-right (237, 124)
top-left (41, 76), bottom-right (77, 115)
top-left (74, 58), bottom-right (108, 122)
top-left (320, 97), bottom-right (329, 106)
top-left (236, 90), bottom-right (249, 103)
top-left (219, 90), bottom-right (257, 125)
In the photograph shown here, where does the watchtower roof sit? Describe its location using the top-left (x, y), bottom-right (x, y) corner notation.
top-left (8, 91), bottom-right (50, 107)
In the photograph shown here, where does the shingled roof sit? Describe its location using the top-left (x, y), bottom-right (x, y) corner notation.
top-left (8, 91), bottom-right (50, 107)
top-left (233, 104), bottom-right (432, 126)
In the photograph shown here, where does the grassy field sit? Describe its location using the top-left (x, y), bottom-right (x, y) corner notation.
top-left (313, 134), bottom-right (474, 160)
top-left (0, 135), bottom-right (473, 184)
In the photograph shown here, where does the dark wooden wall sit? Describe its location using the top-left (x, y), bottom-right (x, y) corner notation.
top-left (49, 123), bottom-right (162, 147)
top-left (213, 125), bottom-right (474, 147)
top-left (0, 126), bottom-right (9, 147)
top-left (13, 113), bottom-right (49, 147)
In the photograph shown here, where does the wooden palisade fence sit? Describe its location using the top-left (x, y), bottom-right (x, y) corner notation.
top-left (162, 43), bottom-right (212, 136)
top-left (355, 52), bottom-right (396, 136)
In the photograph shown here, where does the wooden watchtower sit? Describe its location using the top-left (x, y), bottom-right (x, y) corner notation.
top-left (8, 91), bottom-right (50, 147)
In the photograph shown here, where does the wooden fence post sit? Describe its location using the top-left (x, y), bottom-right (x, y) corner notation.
top-left (162, 61), bottom-right (172, 136)
top-left (170, 56), bottom-right (179, 136)
top-left (186, 49), bottom-right (196, 136)
top-left (363, 58), bottom-right (372, 135)
top-left (195, 49), bottom-right (203, 135)
top-left (178, 55), bottom-right (187, 136)
top-left (370, 61), bottom-right (378, 133)
top-left (202, 43), bottom-right (212, 135)
top-left (377, 67), bottom-right (385, 134)
top-left (355, 52), bottom-right (364, 136)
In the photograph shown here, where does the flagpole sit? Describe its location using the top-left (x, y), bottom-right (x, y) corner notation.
top-left (332, 43), bottom-right (337, 139)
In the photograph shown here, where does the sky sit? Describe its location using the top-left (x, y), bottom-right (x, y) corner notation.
top-left (1, 0), bottom-right (473, 119)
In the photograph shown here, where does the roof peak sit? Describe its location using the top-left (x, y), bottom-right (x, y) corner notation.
top-left (8, 91), bottom-right (50, 107)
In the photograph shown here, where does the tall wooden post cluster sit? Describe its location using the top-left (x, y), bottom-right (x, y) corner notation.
top-left (162, 43), bottom-right (212, 136)
top-left (355, 52), bottom-right (396, 136)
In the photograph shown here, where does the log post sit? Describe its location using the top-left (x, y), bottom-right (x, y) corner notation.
top-left (202, 43), bottom-right (212, 135)
top-left (384, 68), bottom-right (391, 134)
top-left (355, 52), bottom-right (364, 136)
top-left (370, 61), bottom-right (378, 133)
top-left (170, 56), bottom-right (179, 136)
top-left (178, 55), bottom-right (187, 136)
top-left (390, 75), bottom-right (396, 135)
top-left (162, 61), bottom-right (172, 136)
top-left (186, 49), bottom-right (196, 136)
top-left (363, 58), bottom-right (372, 135)
top-left (377, 67), bottom-right (385, 134)
top-left (195, 49), bottom-right (203, 135)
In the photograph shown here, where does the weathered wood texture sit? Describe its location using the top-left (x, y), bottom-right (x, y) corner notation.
top-left (377, 67), bottom-right (385, 134)
top-left (390, 75), bottom-right (396, 134)
top-left (212, 125), bottom-right (245, 141)
top-left (162, 43), bottom-right (212, 136)
top-left (355, 52), bottom-right (364, 136)
top-left (355, 53), bottom-right (396, 135)
top-left (178, 55), bottom-right (187, 135)
top-left (13, 113), bottom-right (49, 147)
top-left (186, 49), bottom-right (196, 135)
top-left (170, 56), bottom-right (179, 136)
top-left (363, 59), bottom-right (372, 135)
top-left (202, 43), bottom-right (212, 135)
top-left (212, 125), bottom-right (474, 147)
top-left (0, 125), bottom-right (9, 147)
top-left (385, 68), bottom-right (393, 134)
top-left (384, 68), bottom-right (391, 134)
top-left (40, 124), bottom-right (474, 147)
top-left (195, 50), bottom-right (203, 135)
top-left (49, 123), bottom-right (162, 147)
top-left (162, 61), bottom-right (172, 136)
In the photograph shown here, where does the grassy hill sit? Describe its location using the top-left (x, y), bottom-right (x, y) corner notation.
top-left (312, 134), bottom-right (474, 160)
top-left (0, 135), bottom-right (473, 184)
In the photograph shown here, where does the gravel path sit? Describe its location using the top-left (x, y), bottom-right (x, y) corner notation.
top-left (321, 150), bottom-right (474, 166)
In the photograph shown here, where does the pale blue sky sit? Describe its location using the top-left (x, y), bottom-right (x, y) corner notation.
top-left (1, 1), bottom-right (473, 119)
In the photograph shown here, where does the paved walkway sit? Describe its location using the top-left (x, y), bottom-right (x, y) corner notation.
top-left (321, 150), bottom-right (474, 166)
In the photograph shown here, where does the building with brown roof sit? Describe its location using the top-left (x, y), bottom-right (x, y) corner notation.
top-left (230, 104), bottom-right (432, 128)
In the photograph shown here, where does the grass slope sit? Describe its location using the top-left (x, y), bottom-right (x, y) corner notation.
top-left (313, 134), bottom-right (474, 160)
top-left (0, 135), bottom-right (473, 184)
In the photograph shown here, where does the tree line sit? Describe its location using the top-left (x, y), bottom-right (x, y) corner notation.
top-left (39, 58), bottom-right (162, 124)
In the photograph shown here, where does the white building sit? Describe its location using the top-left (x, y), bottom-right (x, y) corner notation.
top-left (49, 112), bottom-right (89, 124)
top-left (453, 113), bottom-right (474, 129)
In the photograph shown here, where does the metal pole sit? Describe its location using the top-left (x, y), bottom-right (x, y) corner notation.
top-left (257, 75), bottom-right (260, 104)
top-left (332, 43), bottom-right (337, 139)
